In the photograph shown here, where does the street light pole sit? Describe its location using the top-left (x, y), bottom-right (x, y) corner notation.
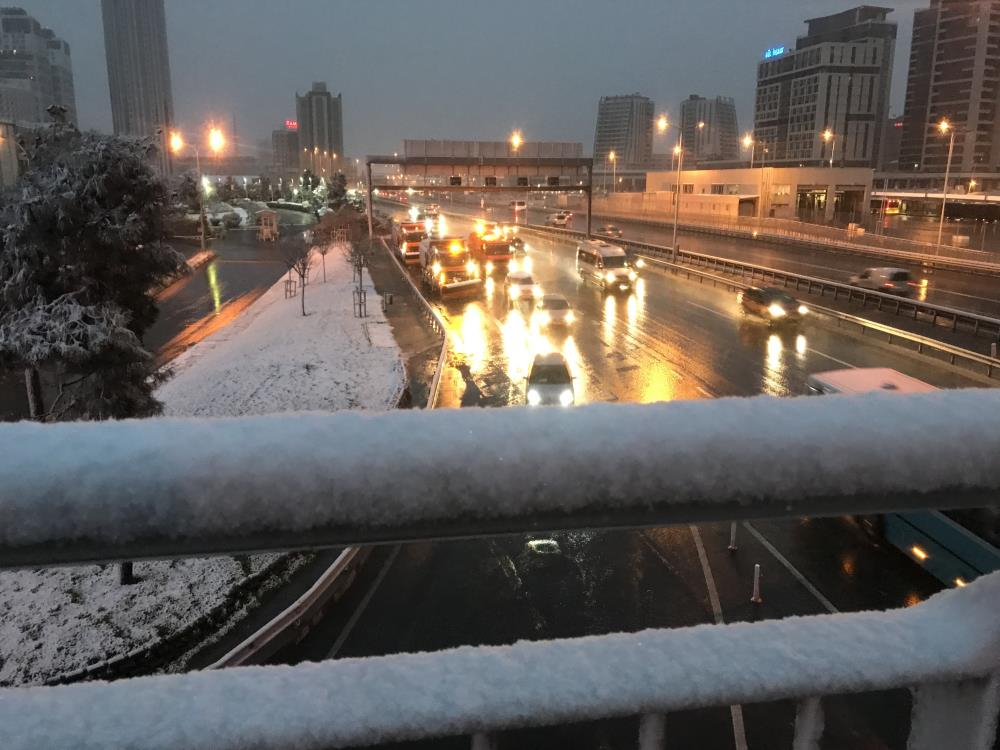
top-left (936, 126), bottom-right (955, 255)
top-left (671, 137), bottom-right (684, 257)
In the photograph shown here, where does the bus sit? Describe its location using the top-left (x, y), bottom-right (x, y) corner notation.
top-left (806, 368), bottom-right (1000, 588)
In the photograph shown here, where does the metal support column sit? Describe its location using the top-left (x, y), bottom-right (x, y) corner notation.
top-left (366, 162), bottom-right (374, 240)
top-left (586, 185), bottom-right (592, 238)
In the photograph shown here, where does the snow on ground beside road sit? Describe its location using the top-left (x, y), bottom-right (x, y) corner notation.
top-left (0, 243), bottom-right (404, 686)
top-left (157, 244), bottom-right (404, 416)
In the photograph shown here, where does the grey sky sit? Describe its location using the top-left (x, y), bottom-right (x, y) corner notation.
top-left (29, 0), bottom-right (924, 158)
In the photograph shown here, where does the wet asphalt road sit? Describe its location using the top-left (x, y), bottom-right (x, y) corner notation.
top-left (284, 208), bottom-right (988, 749)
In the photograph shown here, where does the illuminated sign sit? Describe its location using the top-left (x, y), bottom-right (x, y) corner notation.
top-left (285, 119), bottom-right (298, 130)
top-left (763, 46), bottom-right (786, 59)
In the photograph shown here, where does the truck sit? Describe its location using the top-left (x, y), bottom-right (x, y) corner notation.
top-left (467, 220), bottom-right (514, 276)
top-left (392, 220), bottom-right (427, 265)
top-left (419, 237), bottom-right (483, 298)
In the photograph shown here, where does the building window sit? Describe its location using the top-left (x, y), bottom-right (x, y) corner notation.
top-left (710, 184), bottom-right (724, 195)
top-left (682, 183), bottom-right (694, 194)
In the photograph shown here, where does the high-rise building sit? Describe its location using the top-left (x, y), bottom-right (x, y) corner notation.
top-left (879, 115), bottom-right (904, 170)
top-left (593, 93), bottom-right (654, 167)
top-left (296, 82), bottom-right (344, 169)
top-left (680, 95), bottom-right (739, 162)
top-left (101, 0), bottom-right (173, 170)
top-left (0, 7), bottom-right (76, 126)
top-left (753, 6), bottom-right (897, 167)
top-left (899, 0), bottom-right (1000, 174)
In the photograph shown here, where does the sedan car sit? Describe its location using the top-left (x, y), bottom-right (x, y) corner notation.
top-left (526, 352), bottom-right (574, 406)
top-left (545, 212), bottom-right (573, 228)
top-left (534, 294), bottom-right (575, 327)
top-left (596, 223), bottom-right (623, 238)
top-left (505, 270), bottom-right (542, 304)
top-left (738, 286), bottom-right (808, 324)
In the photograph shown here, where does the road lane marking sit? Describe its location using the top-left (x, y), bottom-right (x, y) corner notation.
top-left (687, 300), bottom-right (733, 319)
top-left (327, 544), bottom-right (402, 658)
top-left (689, 527), bottom-right (749, 750)
top-left (743, 522), bottom-right (839, 614)
top-left (806, 348), bottom-right (856, 369)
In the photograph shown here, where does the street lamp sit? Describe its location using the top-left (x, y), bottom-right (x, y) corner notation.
top-left (656, 114), bottom-right (668, 134)
top-left (936, 118), bottom-right (957, 254)
top-left (609, 150), bottom-right (616, 193)
top-left (510, 130), bottom-right (522, 152)
top-left (821, 129), bottom-right (836, 168)
top-left (672, 140), bottom-right (684, 254)
top-left (742, 133), bottom-right (755, 168)
top-left (208, 127), bottom-right (225, 156)
top-left (169, 130), bottom-right (212, 252)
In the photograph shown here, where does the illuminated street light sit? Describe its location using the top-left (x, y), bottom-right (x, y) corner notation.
top-left (168, 131), bottom-right (184, 154)
top-left (510, 130), bottom-right (522, 152)
top-left (820, 128), bottom-right (836, 168)
top-left (208, 127), bottom-right (225, 155)
top-left (608, 150), bottom-right (617, 193)
top-left (656, 114), bottom-right (668, 134)
top-left (935, 118), bottom-right (957, 254)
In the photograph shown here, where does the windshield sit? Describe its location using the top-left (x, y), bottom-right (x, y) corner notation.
top-left (890, 271), bottom-right (911, 281)
top-left (763, 290), bottom-right (796, 305)
top-left (529, 364), bottom-right (571, 385)
top-left (404, 231), bottom-right (425, 242)
top-left (601, 255), bottom-right (627, 268)
top-left (512, 275), bottom-right (534, 285)
top-left (541, 298), bottom-right (569, 310)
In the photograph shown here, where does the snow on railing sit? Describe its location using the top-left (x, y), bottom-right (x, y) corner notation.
top-left (2, 572), bottom-right (998, 750)
top-left (2, 389), bottom-right (1000, 568)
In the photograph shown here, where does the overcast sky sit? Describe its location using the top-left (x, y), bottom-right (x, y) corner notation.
top-left (28, 0), bottom-right (926, 158)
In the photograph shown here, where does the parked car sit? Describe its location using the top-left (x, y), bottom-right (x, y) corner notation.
top-left (738, 286), bottom-right (808, 324)
top-left (848, 267), bottom-right (914, 296)
top-left (525, 352), bottom-right (574, 406)
top-left (596, 223), bottom-right (623, 238)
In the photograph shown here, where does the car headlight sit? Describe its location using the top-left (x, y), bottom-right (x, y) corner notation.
top-left (798, 305), bottom-right (809, 315)
top-left (527, 389), bottom-right (541, 406)
top-left (485, 261), bottom-right (494, 274)
top-left (523, 257), bottom-right (533, 273)
top-left (537, 311), bottom-right (550, 325)
top-left (636, 258), bottom-right (645, 268)
top-left (509, 259), bottom-right (519, 273)
top-left (768, 303), bottom-right (787, 317)
top-left (532, 285), bottom-right (543, 298)
top-left (605, 271), bottom-right (616, 283)
top-left (466, 261), bottom-right (476, 275)
top-left (628, 270), bottom-right (638, 281)
top-left (565, 311), bottom-right (575, 323)
top-left (559, 389), bottom-right (574, 407)
top-left (431, 262), bottom-right (441, 275)
top-left (439, 272), bottom-right (446, 285)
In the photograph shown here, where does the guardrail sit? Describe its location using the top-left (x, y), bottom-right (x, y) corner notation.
top-left (520, 222), bottom-right (1000, 346)
top-left (585, 207), bottom-right (1000, 275)
top-left (2, 393), bottom-right (1000, 749)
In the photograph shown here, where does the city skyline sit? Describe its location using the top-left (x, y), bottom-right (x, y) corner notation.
top-left (18, 0), bottom-right (926, 158)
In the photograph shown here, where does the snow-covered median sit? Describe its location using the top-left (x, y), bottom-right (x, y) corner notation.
top-left (0, 244), bottom-right (404, 686)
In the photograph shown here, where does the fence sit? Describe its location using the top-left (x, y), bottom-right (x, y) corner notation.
top-left (1, 392), bottom-right (999, 749)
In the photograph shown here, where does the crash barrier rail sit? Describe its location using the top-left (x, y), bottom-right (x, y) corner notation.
top-left (631, 251), bottom-right (1000, 382)
top-left (2, 394), bottom-right (1000, 749)
top-left (380, 237), bottom-right (449, 408)
top-left (520, 223), bottom-right (1000, 346)
top-left (583, 206), bottom-right (1000, 275)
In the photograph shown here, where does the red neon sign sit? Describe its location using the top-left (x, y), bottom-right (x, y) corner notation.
top-left (285, 119), bottom-right (298, 130)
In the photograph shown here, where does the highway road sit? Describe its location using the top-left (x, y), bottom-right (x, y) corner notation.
top-left (446, 193), bottom-right (1000, 319)
top-left (285, 208), bottom-right (988, 750)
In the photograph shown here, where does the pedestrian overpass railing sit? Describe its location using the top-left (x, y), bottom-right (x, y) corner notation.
top-left (1, 392), bottom-right (999, 749)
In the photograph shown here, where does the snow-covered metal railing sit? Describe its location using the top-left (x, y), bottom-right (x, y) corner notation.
top-left (2, 390), bottom-right (1000, 569)
top-left (2, 392), bottom-right (1000, 749)
top-left (3, 571), bottom-right (999, 749)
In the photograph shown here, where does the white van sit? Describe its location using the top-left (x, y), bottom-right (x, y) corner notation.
top-left (576, 239), bottom-right (637, 292)
top-left (805, 367), bottom-right (937, 395)
top-left (848, 267), bottom-right (914, 296)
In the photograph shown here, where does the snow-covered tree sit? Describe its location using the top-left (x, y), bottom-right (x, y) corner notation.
top-left (0, 122), bottom-right (185, 420)
top-left (281, 240), bottom-right (312, 317)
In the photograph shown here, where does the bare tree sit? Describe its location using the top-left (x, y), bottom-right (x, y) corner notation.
top-left (281, 241), bottom-right (312, 316)
top-left (317, 242), bottom-right (331, 282)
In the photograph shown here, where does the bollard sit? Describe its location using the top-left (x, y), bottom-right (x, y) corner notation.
top-left (750, 563), bottom-right (763, 604)
top-left (728, 522), bottom-right (738, 552)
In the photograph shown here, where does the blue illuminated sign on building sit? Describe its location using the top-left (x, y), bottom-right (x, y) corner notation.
top-left (763, 46), bottom-right (786, 59)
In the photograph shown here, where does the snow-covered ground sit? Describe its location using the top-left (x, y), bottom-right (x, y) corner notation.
top-left (0, 244), bottom-right (403, 686)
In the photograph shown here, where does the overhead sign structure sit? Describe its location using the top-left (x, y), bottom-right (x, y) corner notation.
top-left (763, 46), bottom-right (786, 59)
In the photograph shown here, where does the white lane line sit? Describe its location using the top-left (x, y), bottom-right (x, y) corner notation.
top-left (327, 544), bottom-right (402, 658)
top-left (696, 385), bottom-right (716, 399)
top-left (806, 347), bottom-right (856, 369)
top-left (742, 522), bottom-right (839, 614)
top-left (689, 526), bottom-right (749, 750)
top-left (687, 300), bottom-right (733, 319)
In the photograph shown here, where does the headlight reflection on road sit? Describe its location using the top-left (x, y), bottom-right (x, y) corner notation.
top-left (917, 277), bottom-right (929, 302)
top-left (449, 304), bottom-right (489, 375)
top-left (484, 277), bottom-right (495, 300)
top-left (795, 333), bottom-right (807, 357)
top-left (626, 293), bottom-right (639, 335)
top-left (603, 294), bottom-right (616, 340)
top-left (761, 333), bottom-right (784, 397)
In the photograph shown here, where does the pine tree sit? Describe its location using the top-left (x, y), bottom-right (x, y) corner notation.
top-left (0, 122), bottom-right (185, 421)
